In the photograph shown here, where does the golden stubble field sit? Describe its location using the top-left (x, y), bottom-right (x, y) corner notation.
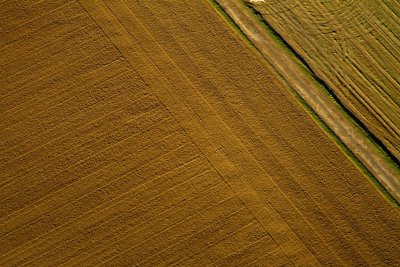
top-left (0, 0), bottom-right (399, 266)
top-left (246, 0), bottom-right (400, 161)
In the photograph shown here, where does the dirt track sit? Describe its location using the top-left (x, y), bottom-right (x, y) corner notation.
top-left (1, 0), bottom-right (400, 266)
top-left (215, 0), bottom-right (400, 203)
top-left (245, 0), bottom-right (400, 161)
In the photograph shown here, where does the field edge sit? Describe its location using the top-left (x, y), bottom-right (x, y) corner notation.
top-left (209, 0), bottom-right (400, 208)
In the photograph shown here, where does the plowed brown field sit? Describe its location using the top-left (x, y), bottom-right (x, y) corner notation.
top-left (1, 0), bottom-right (399, 266)
top-left (246, 0), bottom-right (400, 161)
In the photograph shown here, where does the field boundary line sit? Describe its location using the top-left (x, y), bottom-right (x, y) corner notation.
top-left (214, 0), bottom-right (400, 205)
top-left (180, 2), bottom-right (395, 255)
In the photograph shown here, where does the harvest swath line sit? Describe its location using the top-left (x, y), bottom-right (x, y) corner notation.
top-left (177, 222), bottom-right (268, 266)
top-left (0, 65), bottom-right (130, 133)
top-left (0, 141), bottom-right (201, 263)
top-left (0, 23), bottom-right (100, 80)
top-left (1, 34), bottom-right (99, 98)
top-left (0, 1), bottom-right (79, 44)
top-left (214, 236), bottom-right (278, 266)
top-left (1, 12), bottom-right (89, 52)
top-left (1, 41), bottom-right (121, 99)
top-left (167, 222), bottom-right (258, 266)
top-left (0, 32), bottom-right (103, 85)
top-left (0, 66), bottom-right (136, 155)
top-left (69, 186), bottom-right (236, 267)
top-left (12, 168), bottom-right (219, 266)
top-left (0, 124), bottom-right (182, 223)
top-left (1, 94), bottom-right (160, 175)
top-left (0, 1), bottom-right (69, 32)
top-left (2, 40), bottom-right (115, 97)
top-left (0, 107), bottom-right (170, 222)
top-left (0, 132), bottom-right (186, 251)
top-left (0, 147), bottom-right (200, 243)
top-left (0, 46), bottom-right (121, 112)
top-left (158, 3), bottom-right (389, 248)
top-left (0, 73), bottom-right (144, 160)
top-left (140, 212), bottom-right (256, 267)
top-left (0, 92), bottom-right (157, 187)
top-left (98, 203), bottom-right (250, 266)
top-left (0, 22), bottom-right (98, 69)
top-left (57, 167), bottom-right (225, 266)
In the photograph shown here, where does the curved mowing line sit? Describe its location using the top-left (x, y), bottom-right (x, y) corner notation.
top-left (246, 0), bottom-right (388, 39)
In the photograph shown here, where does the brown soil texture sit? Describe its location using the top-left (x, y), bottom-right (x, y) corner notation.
top-left (1, 0), bottom-right (399, 266)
